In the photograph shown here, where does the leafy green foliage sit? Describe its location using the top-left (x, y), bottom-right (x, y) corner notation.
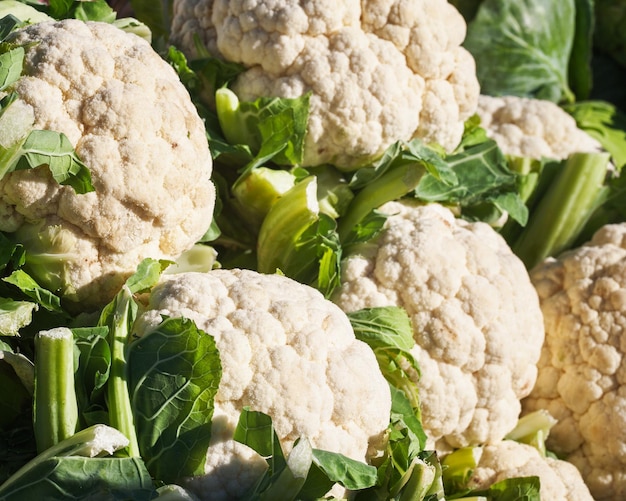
top-left (128, 316), bottom-right (221, 482)
top-left (464, 0), bottom-right (578, 103)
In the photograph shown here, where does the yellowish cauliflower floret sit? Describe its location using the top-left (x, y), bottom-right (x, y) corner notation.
top-left (476, 94), bottom-right (603, 159)
top-left (333, 201), bottom-right (544, 450)
top-left (463, 440), bottom-right (594, 501)
top-left (170, 0), bottom-right (480, 169)
top-left (134, 268), bottom-right (392, 500)
top-left (0, 19), bottom-right (215, 309)
top-left (524, 222), bottom-right (626, 501)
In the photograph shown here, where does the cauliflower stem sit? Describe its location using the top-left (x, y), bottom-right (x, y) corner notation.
top-left (505, 151), bottom-right (612, 268)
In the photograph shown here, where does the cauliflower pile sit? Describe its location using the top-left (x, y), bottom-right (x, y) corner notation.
top-left (332, 200), bottom-right (545, 450)
top-left (0, 19), bottom-right (215, 309)
top-left (134, 268), bottom-right (392, 500)
top-left (476, 94), bottom-right (603, 159)
top-left (169, 0), bottom-right (480, 169)
top-left (524, 223), bottom-right (626, 501)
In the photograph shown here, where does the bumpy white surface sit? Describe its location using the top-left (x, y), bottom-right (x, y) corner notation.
top-left (524, 223), bottom-right (626, 501)
top-left (476, 94), bottom-right (602, 159)
top-left (134, 268), bottom-right (392, 500)
top-left (0, 19), bottom-right (215, 308)
top-left (170, 0), bottom-right (479, 169)
top-left (333, 201), bottom-right (544, 450)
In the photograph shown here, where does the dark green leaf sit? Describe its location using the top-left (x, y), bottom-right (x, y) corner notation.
top-left (0, 456), bottom-right (156, 500)
top-left (234, 407), bottom-right (286, 476)
top-left (128, 316), bottom-right (221, 482)
top-left (465, 0), bottom-right (577, 103)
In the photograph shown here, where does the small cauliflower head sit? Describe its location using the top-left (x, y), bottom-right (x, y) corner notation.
top-left (333, 201), bottom-right (544, 450)
top-left (133, 268), bottom-right (392, 500)
top-left (524, 223), bottom-right (626, 501)
top-left (170, 0), bottom-right (479, 169)
top-left (476, 94), bottom-right (603, 160)
top-left (0, 19), bottom-right (215, 309)
top-left (463, 440), bottom-right (594, 501)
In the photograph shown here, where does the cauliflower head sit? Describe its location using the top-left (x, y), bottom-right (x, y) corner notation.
top-left (133, 268), bottom-right (392, 500)
top-left (462, 440), bottom-right (594, 501)
top-left (523, 222), bottom-right (626, 501)
top-left (0, 19), bottom-right (215, 309)
top-left (476, 94), bottom-right (603, 160)
top-left (332, 201), bottom-right (544, 450)
top-left (170, 0), bottom-right (479, 169)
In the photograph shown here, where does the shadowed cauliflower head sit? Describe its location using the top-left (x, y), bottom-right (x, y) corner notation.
top-left (0, 19), bottom-right (215, 310)
top-left (476, 94), bottom-right (603, 159)
top-left (333, 201), bottom-right (544, 450)
top-left (524, 222), bottom-right (626, 501)
top-left (170, 0), bottom-right (479, 169)
top-left (133, 268), bottom-right (392, 500)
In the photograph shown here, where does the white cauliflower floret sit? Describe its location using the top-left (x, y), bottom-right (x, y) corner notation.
top-left (0, 19), bottom-right (215, 309)
top-left (523, 222), bottom-right (626, 501)
top-left (170, 0), bottom-right (479, 169)
top-left (133, 268), bottom-right (392, 500)
top-left (476, 94), bottom-right (603, 159)
top-left (462, 440), bottom-right (594, 501)
top-left (333, 200), bottom-right (544, 450)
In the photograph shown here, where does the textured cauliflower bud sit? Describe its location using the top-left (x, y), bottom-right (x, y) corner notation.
top-left (523, 223), bottom-right (626, 501)
top-left (332, 201), bottom-right (544, 450)
top-left (0, 19), bottom-right (215, 309)
top-left (476, 94), bottom-right (603, 160)
top-left (170, 0), bottom-right (479, 169)
top-left (133, 268), bottom-right (392, 500)
top-left (462, 440), bottom-right (594, 501)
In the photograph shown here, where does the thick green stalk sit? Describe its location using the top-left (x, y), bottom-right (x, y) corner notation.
top-left (512, 151), bottom-right (611, 268)
top-left (107, 286), bottom-right (141, 457)
top-left (337, 162), bottom-right (427, 242)
top-left (33, 327), bottom-right (79, 453)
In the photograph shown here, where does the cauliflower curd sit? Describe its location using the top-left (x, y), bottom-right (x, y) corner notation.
top-left (524, 223), bottom-right (626, 501)
top-left (333, 201), bottom-right (545, 450)
top-left (0, 19), bottom-right (215, 309)
top-left (170, 0), bottom-right (480, 169)
top-left (134, 268), bottom-right (392, 500)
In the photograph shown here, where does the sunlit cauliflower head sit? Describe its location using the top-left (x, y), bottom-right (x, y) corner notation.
top-left (0, 19), bottom-right (215, 310)
top-left (523, 222), bottom-right (626, 501)
top-left (333, 201), bottom-right (545, 450)
top-left (133, 268), bottom-right (392, 500)
top-left (464, 440), bottom-right (594, 501)
top-left (170, 0), bottom-right (479, 169)
top-left (476, 94), bottom-right (603, 159)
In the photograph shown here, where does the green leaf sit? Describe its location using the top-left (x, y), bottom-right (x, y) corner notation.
top-left (465, 0), bottom-right (577, 103)
top-left (0, 456), bottom-right (156, 500)
top-left (0, 298), bottom-right (37, 335)
top-left (73, 0), bottom-right (116, 23)
top-left (234, 407), bottom-right (287, 477)
top-left (347, 306), bottom-right (415, 352)
top-left (568, 0), bottom-right (594, 100)
top-left (2, 269), bottom-right (63, 313)
top-left (0, 46), bottom-right (23, 92)
top-left (128, 316), bottom-right (222, 482)
top-left (124, 257), bottom-right (171, 294)
top-left (47, 0), bottom-right (75, 19)
top-left (16, 130), bottom-right (94, 193)
top-left (311, 449), bottom-right (378, 491)
top-left (415, 139), bottom-right (528, 225)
